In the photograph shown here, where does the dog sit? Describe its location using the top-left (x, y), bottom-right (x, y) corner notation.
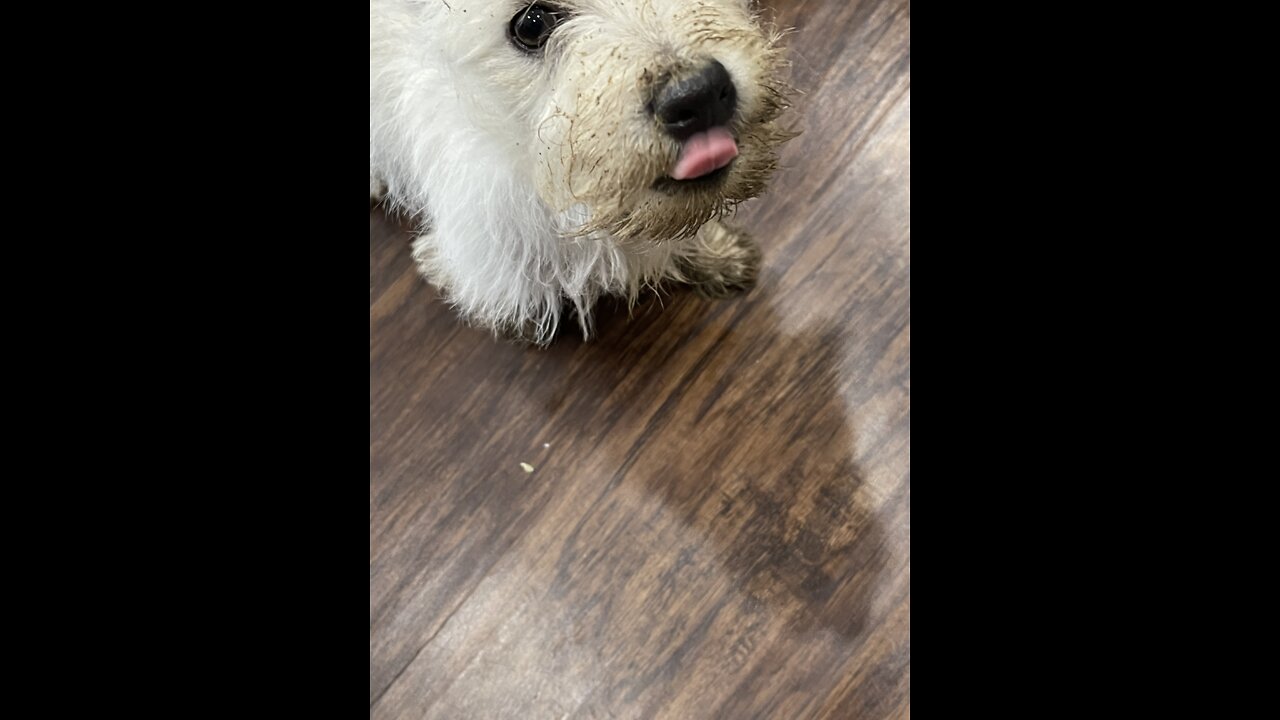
top-left (370, 0), bottom-right (794, 344)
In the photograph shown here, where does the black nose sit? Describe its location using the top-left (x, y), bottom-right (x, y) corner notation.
top-left (652, 60), bottom-right (737, 141)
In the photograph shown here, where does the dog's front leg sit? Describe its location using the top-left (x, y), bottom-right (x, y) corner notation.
top-left (410, 230), bottom-right (555, 345)
top-left (673, 219), bottom-right (763, 298)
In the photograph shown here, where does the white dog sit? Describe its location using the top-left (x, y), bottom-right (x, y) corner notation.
top-left (370, 0), bottom-right (794, 343)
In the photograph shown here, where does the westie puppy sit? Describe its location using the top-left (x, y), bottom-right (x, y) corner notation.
top-left (370, 0), bottom-right (794, 343)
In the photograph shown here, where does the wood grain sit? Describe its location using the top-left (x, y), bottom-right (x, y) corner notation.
top-left (370, 0), bottom-right (909, 716)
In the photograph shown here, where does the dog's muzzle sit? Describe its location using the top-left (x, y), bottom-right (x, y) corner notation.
top-left (651, 60), bottom-right (740, 183)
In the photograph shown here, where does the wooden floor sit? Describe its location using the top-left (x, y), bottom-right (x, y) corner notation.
top-left (370, 0), bottom-right (909, 717)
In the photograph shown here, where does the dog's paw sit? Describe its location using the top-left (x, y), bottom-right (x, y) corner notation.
top-left (677, 220), bottom-right (762, 298)
top-left (493, 318), bottom-right (548, 347)
top-left (410, 231), bottom-right (445, 288)
top-left (370, 174), bottom-right (388, 205)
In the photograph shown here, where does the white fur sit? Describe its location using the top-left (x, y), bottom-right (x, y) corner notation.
top-left (370, 0), bottom-right (789, 342)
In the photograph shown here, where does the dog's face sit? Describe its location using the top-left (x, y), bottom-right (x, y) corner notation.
top-left (433, 0), bottom-right (794, 241)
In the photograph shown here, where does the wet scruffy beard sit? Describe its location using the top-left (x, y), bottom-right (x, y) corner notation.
top-left (560, 118), bottom-right (796, 244)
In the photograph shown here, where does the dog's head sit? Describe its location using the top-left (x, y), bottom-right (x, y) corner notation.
top-left (434, 0), bottom-right (795, 240)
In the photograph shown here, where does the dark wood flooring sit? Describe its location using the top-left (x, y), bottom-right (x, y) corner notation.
top-left (371, 0), bottom-right (909, 716)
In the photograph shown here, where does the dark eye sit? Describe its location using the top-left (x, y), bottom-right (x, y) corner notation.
top-left (509, 4), bottom-right (565, 52)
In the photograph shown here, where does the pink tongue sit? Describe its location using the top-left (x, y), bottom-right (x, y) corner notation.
top-left (670, 127), bottom-right (739, 180)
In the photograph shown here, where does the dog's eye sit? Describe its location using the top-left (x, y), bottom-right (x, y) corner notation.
top-left (509, 3), bottom-right (565, 52)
